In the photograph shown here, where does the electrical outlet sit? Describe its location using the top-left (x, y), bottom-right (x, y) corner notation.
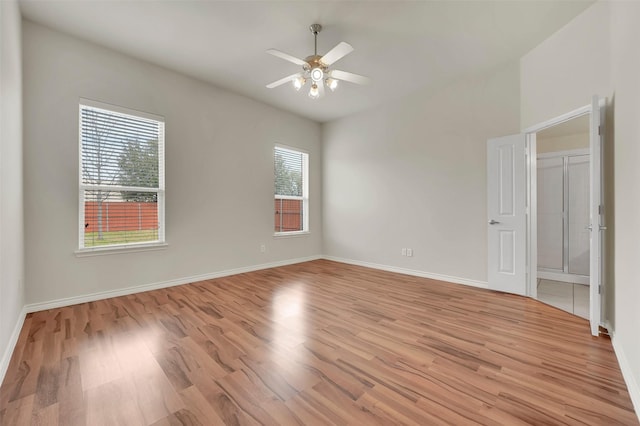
top-left (401, 248), bottom-right (407, 256)
top-left (260, 244), bottom-right (266, 253)
top-left (407, 248), bottom-right (413, 257)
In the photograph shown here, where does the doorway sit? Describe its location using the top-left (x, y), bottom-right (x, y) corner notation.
top-left (488, 96), bottom-right (605, 336)
top-left (535, 115), bottom-right (590, 319)
top-left (524, 96), bottom-right (605, 336)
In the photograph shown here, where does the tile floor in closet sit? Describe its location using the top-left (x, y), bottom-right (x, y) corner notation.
top-left (537, 279), bottom-right (589, 319)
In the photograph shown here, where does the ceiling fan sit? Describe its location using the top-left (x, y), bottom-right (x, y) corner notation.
top-left (266, 24), bottom-right (370, 99)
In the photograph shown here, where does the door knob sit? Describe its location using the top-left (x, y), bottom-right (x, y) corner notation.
top-left (489, 220), bottom-right (500, 225)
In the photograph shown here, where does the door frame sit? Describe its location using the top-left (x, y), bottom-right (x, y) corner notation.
top-left (522, 99), bottom-right (605, 327)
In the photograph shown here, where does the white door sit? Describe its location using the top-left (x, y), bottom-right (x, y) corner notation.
top-left (589, 96), bottom-right (603, 336)
top-left (487, 134), bottom-right (527, 296)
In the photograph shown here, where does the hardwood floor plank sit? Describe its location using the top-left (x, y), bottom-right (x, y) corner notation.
top-left (283, 394), bottom-right (335, 425)
top-left (0, 395), bottom-right (35, 426)
top-left (187, 372), bottom-right (257, 425)
top-left (176, 385), bottom-right (233, 425)
top-left (128, 365), bottom-right (185, 424)
top-left (31, 401), bottom-right (58, 426)
top-left (237, 356), bottom-right (299, 401)
top-left (305, 381), bottom-right (387, 425)
top-left (0, 260), bottom-right (637, 425)
top-left (5, 339), bottom-right (44, 403)
top-left (55, 355), bottom-right (85, 426)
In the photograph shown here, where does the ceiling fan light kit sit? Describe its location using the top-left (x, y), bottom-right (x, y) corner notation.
top-left (266, 23), bottom-right (370, 99)
top-left (293, 76), bottom-right (306, 91)
top-left (309, 83), bottom-right (320, 99)
top-left (326, 78), bottom-right (338, 91)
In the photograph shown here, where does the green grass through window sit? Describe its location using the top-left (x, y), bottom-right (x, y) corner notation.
top-left (84, 229), bottom-right (159, 247)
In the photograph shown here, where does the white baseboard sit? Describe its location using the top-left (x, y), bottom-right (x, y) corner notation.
top-left (0, 306), bottom-right (27, 386)
top-left (609, 329), bottom-right (640, 422)
top-left (322, 255), bottom-right (488, 289)
top-left (24, 255), bottom-right (487, 315)
top-left (24, 255), bottom-right (323, 313)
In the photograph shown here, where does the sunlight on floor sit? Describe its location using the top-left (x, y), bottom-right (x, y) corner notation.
top-left (271, 284), bottom-right (307, 351)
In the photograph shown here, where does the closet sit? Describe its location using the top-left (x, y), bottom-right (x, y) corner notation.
top-left (537, 150), bottom-right (590, 283)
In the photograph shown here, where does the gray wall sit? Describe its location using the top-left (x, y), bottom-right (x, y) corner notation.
top-left (520, 1), bottom-right (611, 130)
top-left (322, 62), bottom-right (520, 285)
top-left (22, 21), bottom-right (322, 306)
top-left (0, 0), bottom-right (25, 376)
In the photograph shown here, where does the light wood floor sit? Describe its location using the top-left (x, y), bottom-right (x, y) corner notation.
top-left (0, 260), bottom-right (637, 425)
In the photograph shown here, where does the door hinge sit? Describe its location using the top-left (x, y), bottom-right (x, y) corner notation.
top-left (598, 125), bottom-right (602, 136)
top-left (599, 204), bottom-right (604, 215)
top-left (598, 285), bottom-right (602, 294)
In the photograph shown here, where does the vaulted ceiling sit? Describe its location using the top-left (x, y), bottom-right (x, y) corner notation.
top-left (19, 1), bottom-right (593, 122)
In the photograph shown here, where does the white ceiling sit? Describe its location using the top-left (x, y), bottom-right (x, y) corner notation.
top-left (19, 1), bottom-right (593, 123)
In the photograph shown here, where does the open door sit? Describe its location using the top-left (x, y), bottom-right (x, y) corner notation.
top-left (589, 95), bottom-right (603, 336)
top-left (487, 134), bottom-right (527, 296)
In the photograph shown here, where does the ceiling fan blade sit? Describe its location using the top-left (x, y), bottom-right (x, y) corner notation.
top-left (330, 69), bottom-right (371, 85)
top-left (266, 49), bottom-right (307, 66)
top-left (320, 42), bottom-right (353, 66)
top-left (266, 73), bottom-right (302, 89)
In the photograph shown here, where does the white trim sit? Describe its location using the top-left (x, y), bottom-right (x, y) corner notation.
top-left (81, 184), bottom-right (159, 193)
top-left (537, 148), bottom-right (590, 159)
top-left (523, 98), bottom-right (607, 134)
top-left (523, 104), bottom-right (591, 134)
top-left (75, 242), bottom-right (169, 257)
top-left (273, 231), bottom-right (310, 238)
top-left (78, 105), bottom-right (84, 249)
top-left (275, 143), bottom-right (309, 155)
top-left (24, 255), bottom-right (322, 313)
top-left (0, 307), bottom-right (27, 385)
top-left (537, 270), bottom-right (589, 285)
top-left (274, 195), bottom-right (303, 201)
top-left (79, 97), bottom-right (164, 123)
top-left (527, 133), bottom-right (538, 299)
top-left (322, 256), bottom-right (488, 289)
top-left (610, 329), bottom-right (640, 422)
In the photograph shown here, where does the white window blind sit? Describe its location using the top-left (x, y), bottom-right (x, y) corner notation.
top-left (274, 146), bottom-right (308, 233)
top-left (79, 100), bottom-right (165, 249)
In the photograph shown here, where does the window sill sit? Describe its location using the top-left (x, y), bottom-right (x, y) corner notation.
top-left (273, 231), bottom-right (310, 238)
top-left (75, 242), bottom-right (168, 257)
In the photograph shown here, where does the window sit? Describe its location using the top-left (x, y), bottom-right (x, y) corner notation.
top-left (274, 146), bottom-right (308, 234)
top-left (79, 100), bottom-right (165, 250)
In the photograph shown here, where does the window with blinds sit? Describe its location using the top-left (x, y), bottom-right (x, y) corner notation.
top-left (79, 100), bottom-right (165, 250)
top-left (274, 146), bottom-right (309, 234)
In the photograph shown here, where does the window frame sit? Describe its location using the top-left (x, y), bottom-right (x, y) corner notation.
top-left (274, 144), bottom-right (309, 236)
top-left (77, 98), bottom-right (166, 255)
